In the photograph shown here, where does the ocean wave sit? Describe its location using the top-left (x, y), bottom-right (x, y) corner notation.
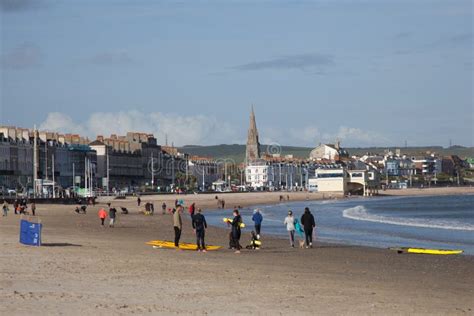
top-left (343, 205), bottom-right (474, 231)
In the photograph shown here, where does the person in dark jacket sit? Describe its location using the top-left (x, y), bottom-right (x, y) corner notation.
top-left (251, 209), bottom-right (263, 239)
top-left (173, 206), bottom-right (183, 248)
top-left (109, 206), bottom-right (117, 227)
top-left (192, 208), bottom-right (207, 252)
top-left (231, 209), bottom-right (242, 253)
top-left (300, 207), bottom-right (316, 248)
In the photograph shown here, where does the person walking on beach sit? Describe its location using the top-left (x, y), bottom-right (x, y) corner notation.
top-left (98, 208), bottom-right (107, 226)
top-left (192, 208), bottom-right (207, 252)
top-left (109, 206), bottom-right (117, 227)
top-left (2, 201), bottom-right (8, 217)
top-left (231, 209), bottom-right (243, 253)
top-left (252, 209), bottom-right (263, 239)
top-left (189, 203), bottom-right (196, 217)
top-left (173, 206), bottom-right (183, 248)
top-left (301, 207), bottom-right (316, 248)
top-left (161, 202), bottom-right (167, 214)
top-left (137, 196), bottom-right (141, 207)
top-left (31, 202), bottom-right (36, 216)
top-left (284, 210), bottom-right (296, 247)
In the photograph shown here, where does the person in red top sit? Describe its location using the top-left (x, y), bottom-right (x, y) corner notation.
top-left (188, 203), bottom-right (196, 217)
top-left (98, 208), bottom-right (107, 226)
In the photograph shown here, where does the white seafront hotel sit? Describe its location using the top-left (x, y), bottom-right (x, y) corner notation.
top-left (246, 160), bottom-right (304, 190)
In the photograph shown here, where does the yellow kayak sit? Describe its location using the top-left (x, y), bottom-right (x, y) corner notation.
top-left (390, 247), bottom-right (463, 255)
top-left (146, 240), bottom-right (222, 251)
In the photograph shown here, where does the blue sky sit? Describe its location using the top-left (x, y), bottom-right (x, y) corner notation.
top-left (0, 0), bottom-right (472, 147)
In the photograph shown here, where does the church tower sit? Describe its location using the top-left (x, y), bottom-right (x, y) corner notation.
top-left (245, 106), bottom-right (261, 164)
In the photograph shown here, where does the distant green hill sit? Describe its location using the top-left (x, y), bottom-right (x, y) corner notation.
top-left (179, 144), bottom-right (474, 163)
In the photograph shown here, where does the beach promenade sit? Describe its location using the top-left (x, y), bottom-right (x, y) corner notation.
top-left (1, 188), bottom-right (473, 315)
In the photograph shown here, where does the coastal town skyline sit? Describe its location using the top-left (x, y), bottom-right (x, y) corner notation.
top-left (1, 0), bottom-right (472, 147)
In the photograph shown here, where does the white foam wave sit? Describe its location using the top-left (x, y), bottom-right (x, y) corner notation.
top-left (343, 205), bottom-right (474, 231)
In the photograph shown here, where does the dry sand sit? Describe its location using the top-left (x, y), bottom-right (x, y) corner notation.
top-left (1, 188), bottom-right (473, 315)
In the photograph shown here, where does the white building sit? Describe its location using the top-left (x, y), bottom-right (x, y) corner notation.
top-left (308, 168), bottom-right (347, 193)
top-left (246, 160), bottom-right (305, 190)
top-left (309, 143), bottom-right (349, 162)
top-left (308, 167), bottom-right (379, 196)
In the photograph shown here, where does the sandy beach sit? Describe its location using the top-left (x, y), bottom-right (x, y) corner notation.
top-left (1, 187), bottom-right (473, 315)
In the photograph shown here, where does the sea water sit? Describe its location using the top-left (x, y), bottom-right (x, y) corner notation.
top-left (205, 194), bottom-right (474, 255)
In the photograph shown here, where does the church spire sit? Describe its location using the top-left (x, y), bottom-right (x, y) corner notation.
top-left (246, 105), bottom-right (261, 163)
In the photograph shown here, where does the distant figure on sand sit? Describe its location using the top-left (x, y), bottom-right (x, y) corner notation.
top-left (189, 203), bottom-right (196, 217)
top-left (2, 201), bottom-right (8, 216)
top-left (231, 209), bottom-right (242, 253)
top-left (173, 206), bottom-right (183, 248)
top-left (301, 207), bottom-right (316, 248)
top-left (284, 210), bottom-right (296, 247)
top-left (31, 203), bottom-right (36, 216)
top-left (137, 196), bottom-right (141, 207)
top-left (252, 209), bottom-right (263, 239)
top-left (109, 206), bottom-right (117, 227)
top-left (192, 208), bottom-right (207, 252)
top-left (98, 208), bottom-right (107, 226)
top-left (161, 202), bottom-right (167, 215)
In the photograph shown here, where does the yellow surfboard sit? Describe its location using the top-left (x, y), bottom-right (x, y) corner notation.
top-left (390, 247), bottom-right (463, 255)
top-left (223, 218), bottom-right (246, 228)
top-left (146, 240), bottom-right (222, 251)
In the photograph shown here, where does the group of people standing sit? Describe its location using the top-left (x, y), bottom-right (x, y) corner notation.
top-left (2, 200), bottom-right (36, 217)
top-left (172, 204), bottom-right (208, 252)
top-left (171, 205), bottom-right (316, 253)
top-left (98, 196), bottom-right (316, 252)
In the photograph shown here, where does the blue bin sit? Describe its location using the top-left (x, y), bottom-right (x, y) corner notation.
top-left (19, 219), bottom-right (42, 246)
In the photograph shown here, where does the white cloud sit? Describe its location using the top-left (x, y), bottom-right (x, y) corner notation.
top-left (39, 112), bottom-right (85, 135)
top-left (262, 124), bottom-right (388, 147)
top-left (39, 111), bottom-right (238, 146)
top-left (39, 112), bottom-right (389, 147)
top-left (334, 126), bottom-right (389, 146)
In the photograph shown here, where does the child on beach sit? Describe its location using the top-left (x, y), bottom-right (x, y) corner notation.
top-left (98, 208), bottom-right (107, 226)
top-left (246, 231), bottom-right (261, 250)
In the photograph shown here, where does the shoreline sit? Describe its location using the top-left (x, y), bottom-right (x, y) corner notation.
top-left (98, 186), bottom-right (474, 213)
top-left (200, 188), bottom-right (474, 257)
top-left (1, 187), bottom-right (473, 314)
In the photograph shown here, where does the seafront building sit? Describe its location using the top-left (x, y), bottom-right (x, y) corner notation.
top-left (187, 156), bottom-right (222, 191)
top-left (0, 126), bottom-right (189, 196)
